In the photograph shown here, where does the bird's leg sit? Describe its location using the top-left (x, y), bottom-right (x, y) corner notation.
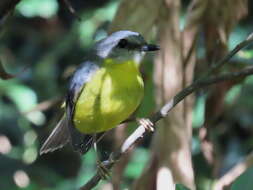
top-left (68, 124), bottom-right (93, 155)
top-left (92, 134), bottom-right (110, 179)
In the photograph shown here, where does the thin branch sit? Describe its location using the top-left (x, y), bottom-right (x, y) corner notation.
top-left (199, 32), bottom-right (253, 80)
top-left (62, 0), bottom-right (81, 21)
top-left (182, 32), bottom-right (198, 67)
top-left (80, 65), bottom-right (253, 190)
top-left (21, 97), bottom-right (61, 115)
top-left (214, 152), bottom-right (253, 190)
top-left (80, 33), bottom-right (253, 190)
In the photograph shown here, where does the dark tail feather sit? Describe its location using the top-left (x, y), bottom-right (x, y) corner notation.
top-left (71, 133), bottom-right (94, 155)
top-left (40, 117), bottom-right (70, 155)
top-left (70, 129), bottom-right (105, 155)
top-left (40, 115), bottom-right (105, 155)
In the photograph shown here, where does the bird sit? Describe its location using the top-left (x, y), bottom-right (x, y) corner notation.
top-left (40, 30), bottom-right (160, 156)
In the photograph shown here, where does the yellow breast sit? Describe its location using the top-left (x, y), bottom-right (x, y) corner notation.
top-left (73, 59), bottom-right (144, 134)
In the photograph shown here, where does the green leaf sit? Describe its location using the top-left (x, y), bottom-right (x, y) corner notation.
top-left (78, 2), bottom-right (118, 48)
top-left (225, 85), bottom-right (242, 105)
top-left (192, 136), bottom-right (201, 155)
top-left (176, 184), bottom-right (191, 190)
top-left (16, 0), bottom-right (58, 18)
top-left (125, 148), bottom-right (149, 178)
top-left (0, 80), bottom-right (45, 125)
top-left (231, 166), bottom-right (253, 190)
top-left (192, 95), bottom-right (205, 128)
top-left (238, 49), bottom-right (253, 59)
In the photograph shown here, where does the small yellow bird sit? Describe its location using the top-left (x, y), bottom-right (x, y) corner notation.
top-left (40, 30), bottom-right (159, 155)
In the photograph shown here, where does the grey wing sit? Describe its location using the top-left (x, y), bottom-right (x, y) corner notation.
top-left (66, 60), bottom-right (100, 122)
top-left (40, 61), bottom-right (100, 155)
top-left (40, 116), bottom-right (69, 155)
top-left (66, 61), bottom-right (101, 154)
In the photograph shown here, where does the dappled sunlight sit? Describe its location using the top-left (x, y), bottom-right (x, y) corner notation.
top-left (157, 167), bottom-right (175, 190)
top-left (13, 170), bottom-right (30, 188)
top-left (0, 135), bottom-right (12, 154)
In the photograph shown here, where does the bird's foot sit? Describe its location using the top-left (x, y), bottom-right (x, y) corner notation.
top-left (97, 160), bottom-right (111, 180)
top-left (137, 118), bottom-right (154, 132)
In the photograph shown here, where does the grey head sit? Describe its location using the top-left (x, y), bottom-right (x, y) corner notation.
top-left (93, 30), bottom-right (159, 60)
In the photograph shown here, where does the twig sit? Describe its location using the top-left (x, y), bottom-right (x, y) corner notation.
top-left (199, 32), bottom-right (253, 80)
top-left (80, 66), bottom-right (253, 190)
top-left (182, 32), bottom-right (198, 67)
top-left (213, 152), bottom-right (253, 190)
top-left (21, 97), bottom-right (61, 115)
top-left (62, 0), bottom-right (81, 21)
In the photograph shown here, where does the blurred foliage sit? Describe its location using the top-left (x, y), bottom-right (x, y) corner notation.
top-left (0, 60), bottom-right (15, 79)
top-left (16, 0), bottom-right (59, 18)
top-left (1, 0), bottom-right (253, 190)
top-left (176, 184), bottom-right (191, 190)
top-left (192, 94), bottom-right (205, 128)
top-left (124, 148), bottom-right (149, 179)
top-left (231, 166), bottom-right (253, 190)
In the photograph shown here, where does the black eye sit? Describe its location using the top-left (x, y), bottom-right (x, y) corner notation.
top-left (118, 39), bottom-right (128, 48)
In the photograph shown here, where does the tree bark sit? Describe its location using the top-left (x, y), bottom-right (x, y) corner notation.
top-left (200, 0), bottom-right (248, 177)
top-left (134, 0), bottom-right (196, 189)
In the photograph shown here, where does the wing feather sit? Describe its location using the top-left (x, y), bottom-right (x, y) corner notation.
top-left (40, 116), bottom-right (69, 155)
top-left (40, 61), bottom-right (100, 155)
top-left (66, 61), bottom-right (100, 154)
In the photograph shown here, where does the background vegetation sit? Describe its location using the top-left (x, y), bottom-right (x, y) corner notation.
top-left (1, 0), bottom-right (253, 190)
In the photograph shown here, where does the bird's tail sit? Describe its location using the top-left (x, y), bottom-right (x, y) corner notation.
top-left (40, 116), bottom-right (70, 155)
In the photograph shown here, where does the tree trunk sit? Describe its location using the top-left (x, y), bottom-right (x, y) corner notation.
top-left (133, 0), bottom-right (196, 189)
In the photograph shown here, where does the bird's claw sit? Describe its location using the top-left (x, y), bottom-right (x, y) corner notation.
top-left (137, 118), bottom-right (154, 132)
top-left (97, 160), bottom-right (110, 180)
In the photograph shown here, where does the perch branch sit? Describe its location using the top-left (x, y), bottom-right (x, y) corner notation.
top-left (80, 66), bottom-right (253, 190)
top-left (80, 33), bottom-right (253, 190)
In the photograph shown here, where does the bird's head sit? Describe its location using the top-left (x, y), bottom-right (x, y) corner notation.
top-left (94, 30), bottom-right (159, 61)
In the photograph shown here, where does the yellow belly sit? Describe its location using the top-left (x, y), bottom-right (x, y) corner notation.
top-left (73, 60), bottom-right (144, 134)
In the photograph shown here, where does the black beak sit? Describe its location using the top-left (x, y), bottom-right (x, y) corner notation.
top-left (141, 44), bottom-right (160, 52)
